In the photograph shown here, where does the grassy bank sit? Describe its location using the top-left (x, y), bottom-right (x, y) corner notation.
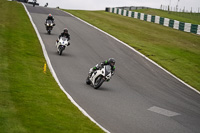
top-left (65, 10), bottom-right (200, 91)
top-left (0, 0), bottom-right (103, 132)
top-left (132, 9), bottom-right (200, 25)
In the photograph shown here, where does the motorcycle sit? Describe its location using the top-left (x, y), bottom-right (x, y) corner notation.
top-left (45, 20), bottom-right (55, 34)
top-left (33, 1), bottom-right (36, 7)
top-left (44, 3), bottom-right (48, 7)
top-left (56, 37), bottom-right (70, 55)
top-left (86, 65), bottom-right (112, 89)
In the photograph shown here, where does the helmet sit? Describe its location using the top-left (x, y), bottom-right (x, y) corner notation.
top-left (48, 14), bottom-right (52, 16)
top-left (63, 28), bottom-right (68, 33)
top-left (108, 58), bottom-right (115, 67)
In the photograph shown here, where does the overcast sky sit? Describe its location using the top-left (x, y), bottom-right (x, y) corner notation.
top-left (35, 0), bottom-right (200, 12)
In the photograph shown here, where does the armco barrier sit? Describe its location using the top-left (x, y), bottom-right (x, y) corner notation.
top-left (106, 7), bottom-right (200, 35)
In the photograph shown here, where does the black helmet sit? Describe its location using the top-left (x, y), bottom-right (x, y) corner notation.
top-left (108, 58), bottom-right (115, 67)
top-left (63, 28), bottom-right (68, 33)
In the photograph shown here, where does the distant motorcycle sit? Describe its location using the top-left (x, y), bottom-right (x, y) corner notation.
top-left (56, 37), bottom-right (70, 55)
top-left (45, 20), bottom-right (55, 34)
top-left (33, 0), bottom-right (36, 7)
top-left (86, 65), bottom-right (112, 89)
top-left (44, 3), bottom-right (48, 7)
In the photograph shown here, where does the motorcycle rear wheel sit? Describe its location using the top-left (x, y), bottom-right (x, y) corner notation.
top-left (58, 49), bottom-right (63, 55)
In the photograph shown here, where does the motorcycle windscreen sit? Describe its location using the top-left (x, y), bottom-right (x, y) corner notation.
top-left (61, 37), bottom-right (67, 41)
top-left (46, 20), bottom-right (53, 24)
top-left (105, 65), bottom-right (111, 76)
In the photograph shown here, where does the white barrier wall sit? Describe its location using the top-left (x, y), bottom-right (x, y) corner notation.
top-left (134, 12), bottom-right (138, 19)
top-left (155, 16), bottom-right (160, 24)
top-left (140, 13), bottom-right (144, 20)
top-left (174, 20), bottom-right (180, 30)
top-left (197, 25), bottom-right (200, 35)
top-left (114, 8), bottom-right (117, 14)
top-left (147, 15), bottom-right (151, 22)
top-left (118, 9), bottom-right (122, 15)
top-left (128, 11), bottom-right (132, 17)
top-left (184, 23), bottom-right (191, 32)
top-left (123, 10), bottom-right (127, 16)
top-left (164, 18), bottom-right (170, 27)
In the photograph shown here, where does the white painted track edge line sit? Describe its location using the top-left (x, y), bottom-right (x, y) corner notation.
top-left (60, 9), bottom-right (200, 95)
top-left (22, 4), bottom-right (110, 133)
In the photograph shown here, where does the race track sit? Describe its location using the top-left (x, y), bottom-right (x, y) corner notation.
top-left (25, 4), bottom-right (200, 133)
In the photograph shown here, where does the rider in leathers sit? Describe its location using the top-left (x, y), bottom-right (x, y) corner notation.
top-left (45, 14), bottom-right (55, 30)
top-left (46, 14), bottom-right (55, 23)
top-left (57, 28), bottom-right (70, 45)
top-left (89, 58), bottom-right (116, 77)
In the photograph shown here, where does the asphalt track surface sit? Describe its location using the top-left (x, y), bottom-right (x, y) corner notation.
top-left (25, 4), bottom-right (200, 133)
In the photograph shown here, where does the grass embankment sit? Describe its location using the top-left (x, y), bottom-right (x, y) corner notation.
top-left (0, 0), bottom-right (103, 132)
top-left (65, 10), bottom-right (200, 91)
top-left (132, 9), bottom-right (200, 25)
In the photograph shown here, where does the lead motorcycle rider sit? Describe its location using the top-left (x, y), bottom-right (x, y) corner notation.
top-left (45, 14), bottom-right (55, 23)
top-left (89, 58), bottom-right (116, 78)
top-left (45, 14), bottom-right (55, 31)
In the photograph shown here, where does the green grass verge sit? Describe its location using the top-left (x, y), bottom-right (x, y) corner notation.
top-left (132, 9), bottom-right (200, 25)
top-left (0, 0), bottom-right (103, 132)
top-left (64, 10), bottom-right (200, 91)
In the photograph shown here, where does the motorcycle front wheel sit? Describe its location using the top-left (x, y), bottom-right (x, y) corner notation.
top-left (48, 30), bottom-right (51, 34)
top-left (58, 46), bottom-right (64, 55)
top-left (58, 49), bottom-right (63, 55)
top-left (94, 76), bottom-right (104, 89)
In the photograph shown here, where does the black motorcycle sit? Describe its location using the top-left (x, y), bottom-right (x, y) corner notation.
top-left (33, 1), bottom-right (36, 7)
top-left (44, 3), bottom-right (48, 7)
top-left (45, 20), bottom-right (55, 34)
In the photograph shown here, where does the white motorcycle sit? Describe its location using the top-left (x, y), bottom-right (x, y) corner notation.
top-left (86, 65), bottom-right (113, 89)
top-left (56, 37), bottom-right (70, 55)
